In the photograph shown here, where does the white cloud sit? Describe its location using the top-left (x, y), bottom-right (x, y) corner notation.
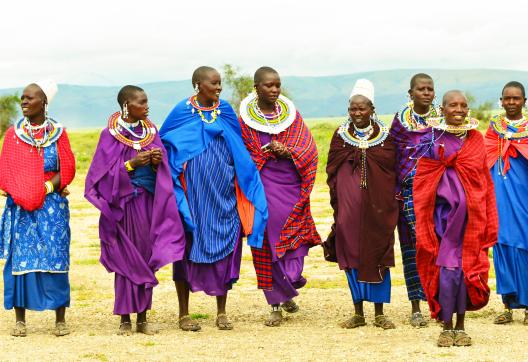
top-left (1, 0), bottom-right (527, 88)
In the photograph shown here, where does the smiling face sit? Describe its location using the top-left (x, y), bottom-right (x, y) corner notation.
top-left (409, 78), bottom-right (435, 110)
top-left (20, 84), bottom-right (46, 121)
top-left (125, 90), bottom-right (149, 123)
top-left (197, 70), bottom-right (222, 104)
top-left (255, 71), bottom-right (281, 105)
top-left (501, 86), bottom-right (526, 120)
top-left (441, 92), bottom-right (469, 126)
top-left (348, 95), bottom-right (373, 129)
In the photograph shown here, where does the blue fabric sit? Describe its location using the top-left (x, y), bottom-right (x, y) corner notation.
top-left (130, 165), bottom-right (156, 194)
top-left (493, 243), bottom-right (528, 308)
top-left (185, 136), bottom-right (241, 263)
top-left (0, 144), bottom-right (70, 273)
top-left (491, 157), bottom-right (528, 250)
top-left (346, 268), bottom-right (391, 304)
top-left (160, 98), bottom-right (268, 248)
top-left (492, 156), bottom-right (528, 308)
top-left (3, 242), bottom-right (70, 310)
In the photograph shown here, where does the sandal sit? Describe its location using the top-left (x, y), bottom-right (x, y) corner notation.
top-left (215, 313), bottom-right (233, 330)
top-left (374, 315), bottom-right (396, 330)
top-left (281, 300), bottom-right (299, 314)
top-left (53, 321), bottom-right (70, 337)
top-left (265, 308), bottom-right (283, 327)
top-left (453, 330), bottom-right (472, 346)
top-left (494, 310), bottom-right (513, 325)
top-left (117, 321), bottom-right (132, 336)
top-left (11, 321), bottom-right (27, 337)
top-left (410, 312), bottom-right (428, 328)
top-left (136, 321), bottom-right (158, 335)
top-left (437, 330), bottom-right (455, 347)
top-left (178, 315), bottom-right (201, 332)
top-left (340, 315), bottom-right (366, 329)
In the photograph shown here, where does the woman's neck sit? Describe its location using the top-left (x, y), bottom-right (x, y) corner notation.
top-left (413, 103), bottom-right (429, 115)
top-left (257, 98), bottom-right (275, 113)
top-left (27, 114), bottom-right (46, 125)
top-left (196, 93), bottom-right (214, 107)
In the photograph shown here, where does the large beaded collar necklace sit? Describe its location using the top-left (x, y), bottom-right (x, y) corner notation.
top-left (107, 111), bottom-right (156, 150)
top-left (490, 113), bottom-right (528, 140)
top-left (338, 118), bottom-right (389, 149)
top-left (398, 102), bottom-right (439, 131)
top-left (14, 117), bottom-right (63, 150)
top-left (426, 116), bottom-right (479, 137)
top-left (240, 93), bottom-right (296, 134)
top-left (187, 96), bottom-right (221, 124)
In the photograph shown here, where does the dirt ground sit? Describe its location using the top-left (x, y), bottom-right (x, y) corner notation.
top-left (0, 178), bottom-right (527, 362)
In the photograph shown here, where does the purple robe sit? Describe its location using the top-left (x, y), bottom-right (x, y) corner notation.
top-left (85, 125), bottom-right (186, 315)
top-left (424, 132), bottom-right (468, 321)
top-left (259, 132), bottom-right (308, 305)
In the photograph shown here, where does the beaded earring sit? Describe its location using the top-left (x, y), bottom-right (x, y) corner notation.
top-left (44, 103), bottom-right (49, 119)
top-left (122, 103), bottom-right (129, 119)
top-left (194, 84), bottom-right (199, 95)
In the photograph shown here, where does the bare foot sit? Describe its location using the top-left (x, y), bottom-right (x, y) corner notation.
top-left (215, 313), bottom-right (233, 330)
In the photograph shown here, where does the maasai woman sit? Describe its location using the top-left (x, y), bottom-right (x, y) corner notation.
top-left (390, 73), bottom-right (438, 327)
top-left (0, 80), bottom-right (76, 337)
top-left (160, 66), bottom-right (267, 331)
top-left (85, 85), bottom-right (186, 335)
top-left (238, 67), bottom-right (320, 327)
top-left (484, 81), bottom-right (528, 325)
top-left (325, 79), bottom-right (397, 330)
top-left (413, 90), bottom-right (497, 347)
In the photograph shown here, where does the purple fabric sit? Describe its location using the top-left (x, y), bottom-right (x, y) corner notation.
top-left (335, 159), bottom-right (361, 270)
top-left (425, 133), bottom-right (467, 267)
top-left (438, 267), bottom-right (467, 322)
top-left (85, 125), bottom-right (186, 315)
top-left (172, 230), bottom-right (243, 296)
top-left (258, 132), bottom-right (308, 304)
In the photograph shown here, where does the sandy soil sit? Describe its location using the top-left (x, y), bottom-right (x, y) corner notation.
top-left (0, 179), bottom-right (527, 362)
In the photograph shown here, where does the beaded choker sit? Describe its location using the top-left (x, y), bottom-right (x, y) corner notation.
top-left (338, 119), bottom-right (389, 150)
top-left (107, 111), bottom-right (156, 150)
top-left (426, 116), bottom-right (479, 133)
top-left (397, 102), bottom-right (439, 131)
top-left (240, 93), bottom-right (296, 134)
top-left (14, 117), bottom-right (63, 150)
top-left (188, 96), bottom-right (221, 124)
top-left (490, 113), bottom-right (528, 140)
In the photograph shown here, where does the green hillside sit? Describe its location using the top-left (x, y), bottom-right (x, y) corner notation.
top-left (1, 68), bottom-right (525, 129)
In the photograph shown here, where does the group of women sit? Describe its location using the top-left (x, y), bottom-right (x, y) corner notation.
top-left (0, 67), bottom-right (526, 348)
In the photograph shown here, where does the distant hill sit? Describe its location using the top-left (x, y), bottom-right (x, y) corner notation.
top-left (1, 68), bottom-right (526, 128)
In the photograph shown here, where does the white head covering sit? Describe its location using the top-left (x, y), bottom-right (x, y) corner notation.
top-left (34, 79), bottom-right (58, 104)
top-left (349, 78), bottom-right (374, 103)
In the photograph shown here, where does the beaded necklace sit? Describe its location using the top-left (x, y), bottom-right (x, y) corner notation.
top-left (398, 102), bottom-right (439, 131)
top-left (240, 93), bottom-right (296, 134)
top-left (14, 117), bottom-right (63, 152)
top-left (338, 119), bottom-right (389, 188)
top-left (426, 116), bottom-right (479, 133)
top-left (107, 111), bottom-right (156, 150)
top-left (489, 113), bottom-right (528, 177)
top-left (188, 96), bottom-right (221, 124)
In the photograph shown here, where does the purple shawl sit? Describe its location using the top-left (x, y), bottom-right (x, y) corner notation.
top-left (85, 128), bottom-right (186, 287)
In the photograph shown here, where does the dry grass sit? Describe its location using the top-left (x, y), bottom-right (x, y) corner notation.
top-left (0, 173), bottom-right (526, 361)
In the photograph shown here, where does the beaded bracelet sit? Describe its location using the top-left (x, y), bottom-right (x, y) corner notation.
top-left (44, 181), bottom-right (54, 194)
top-left (124, 160), bottom-right (135, 172)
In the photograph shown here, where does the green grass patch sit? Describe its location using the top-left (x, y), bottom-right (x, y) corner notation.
top-left (74, 258), bottom-right (100, 266)
top-left (142, 341), bottom-right (156, 347)
top-left (190, 313), bottom-right (210, 319)
top-left (81, 353), bottom-right (109, 362)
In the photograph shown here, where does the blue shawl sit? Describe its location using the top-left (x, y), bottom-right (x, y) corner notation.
top-left (160, 98), bottom-right (268, 248)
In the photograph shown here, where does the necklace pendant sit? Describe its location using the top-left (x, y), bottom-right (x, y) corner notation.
top-left (218, 110), bottom-right (221, 115)
top-left (133, 142), bottom-right (141, 151)
top-left (192, 108), bottom-right (195, 114)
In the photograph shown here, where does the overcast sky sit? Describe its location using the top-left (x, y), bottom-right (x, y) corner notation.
top-left (1, 0), bottom-right (527, 88)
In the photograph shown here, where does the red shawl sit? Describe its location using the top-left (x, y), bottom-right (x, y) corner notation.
top-left (0, 127), bottom-right (76, 211)
top-left (414, 130), bottom-right (497, 319)
top-left (240, 111), bottom-right (321, 290)
top-left (484, 127), bottom-right (528, 174)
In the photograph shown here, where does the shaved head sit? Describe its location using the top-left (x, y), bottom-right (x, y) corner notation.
top-left (192, 66), bottom-right (217, 87)
top-left (442, 90), bottom-right (466, 106)
top-left (25, 83), bottom-right (47, 103)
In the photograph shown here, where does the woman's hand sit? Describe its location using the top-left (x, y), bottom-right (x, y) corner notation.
top-left (129, 151), bottom-right (152, 168)
top-left (61, 187), bottom-right (70, 197)
top-left (0, 189), bottom-right (6, 197)
top-left (269, 140), bottom-right (292, 158)
top-left (150, 148), bottom-right (163, 166)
